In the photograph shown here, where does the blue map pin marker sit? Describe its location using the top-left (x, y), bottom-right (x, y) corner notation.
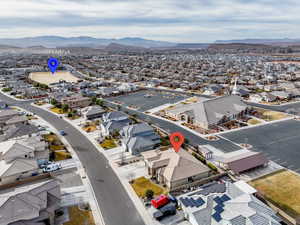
top-left (48, 58), bottom-right (59, 74)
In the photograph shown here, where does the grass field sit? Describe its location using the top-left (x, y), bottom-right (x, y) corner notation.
top-left (29, 71), bottom-right (79, 85)
top-left (256, 108), bottom-right (290, 121)
top-left (131, 176), bottom-right (165, 198)
top-left (249, 169), bottom-right (300, 217)
top-left (262, 110), bottom-right (289, 121)
top-left (247, 118), bottom-right (262, 125)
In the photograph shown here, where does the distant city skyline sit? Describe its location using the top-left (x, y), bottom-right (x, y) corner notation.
top-left (1, 0), bottom-right (300, 42)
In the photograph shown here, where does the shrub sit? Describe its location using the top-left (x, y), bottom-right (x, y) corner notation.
top-left (192, 152), bottom-right (207, 165)
top-left (145, 189), bottom-right (154, 200)
top-left (2, 87), bottom-right (12, 92)
top-left (207, 162), bottom-right (218, 172)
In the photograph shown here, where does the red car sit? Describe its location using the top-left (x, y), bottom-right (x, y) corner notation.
top-left (151, 195), bottom-right (169, 209)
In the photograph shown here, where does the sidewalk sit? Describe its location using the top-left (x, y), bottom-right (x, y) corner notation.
top-left (16, 105), bottom-right (105, 225)
top-left (33, 103), bottom-right (154, 225)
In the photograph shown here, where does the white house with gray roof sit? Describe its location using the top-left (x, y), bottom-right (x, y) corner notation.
top-left (121, 123), bottom-right (161, 155)
top-left (166, 95), bottom-right (249, 129)
top-left (178, 181), bottom-right (282, 225)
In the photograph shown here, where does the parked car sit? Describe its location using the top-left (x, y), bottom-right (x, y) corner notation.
top-left (43, 163), bottom-right (62, 173)
top-left (153, 203), bottom-right (176, 221)
top-left (59, 130), bottom-right (66, 136)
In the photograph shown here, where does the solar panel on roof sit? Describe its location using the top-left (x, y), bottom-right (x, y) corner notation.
top-left (186, 198), bottom-right (196, 207)
top-left (189, 198), bottom-right (198, 207)
top-left (220, 194), bottom-right (231, 202)
top-left (180, 198), bottom-right (189, 207)
top-left (195, 197), bottom-right (205, 207)
top-left (214, 204), bottom-right (224, 212)
top-left (212, 212), bottom-right (222, 222)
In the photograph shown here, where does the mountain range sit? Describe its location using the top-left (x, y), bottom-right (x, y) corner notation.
top-left (215, 38), bottom-right (300, 45)
top-left (1, 36), bottom-right (300, 49)
top-left (0, 36), bottom-right (176, 48)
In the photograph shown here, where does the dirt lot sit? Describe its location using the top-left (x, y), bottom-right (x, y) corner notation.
top-left (29, 71), bottom-right (79, 85)
top-left (249, 169), bottom-right (300, 218)
top-left (63, 206), bottom-right (95, 225)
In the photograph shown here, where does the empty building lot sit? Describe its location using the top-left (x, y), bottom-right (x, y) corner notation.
top-left (221, 119), bottom-right (300, 173)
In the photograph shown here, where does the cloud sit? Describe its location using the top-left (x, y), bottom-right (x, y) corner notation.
top-left (1, 0), bottom-right (300, 42)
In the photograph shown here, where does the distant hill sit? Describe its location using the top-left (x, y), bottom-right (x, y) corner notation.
top-left (215, 38), bottom-right (300, 46)
top-left (105, 43), bottom-right (147, 51)
top-left (0, 36), bottom-right (176, 48)
top-left (175, 43), bottom-right (210, 49)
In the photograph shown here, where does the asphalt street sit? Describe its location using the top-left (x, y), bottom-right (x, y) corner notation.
top-left (0, 94), bottom-right (145, 225)
top-left (104, 101), bottom-right (241, 152)
top-left (221, 119), bottom-right (300, 172)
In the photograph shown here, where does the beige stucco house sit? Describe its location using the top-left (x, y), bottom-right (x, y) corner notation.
top-left (141, 149), bottom-right (210, 190)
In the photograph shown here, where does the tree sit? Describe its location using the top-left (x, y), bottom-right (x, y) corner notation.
top-left (145, 189), bottom-right (154, 200)
top-left (96, 99), bottom-right (104, 106)
top-left (62, 104), bottom-right (69, 112)
top-left (50, 99), bottom-right (57, 106)
top-left (91, 96), bottom-right (97, 104)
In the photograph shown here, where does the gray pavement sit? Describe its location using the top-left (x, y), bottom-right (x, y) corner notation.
top-left (107, 90), bottom-right (188, 112)
top-left (0, 93), bottom-right (145, 225)
top-left (104, 101), bottom-right (241, 152)
top-left (221, 119), bottom-right (300, 172)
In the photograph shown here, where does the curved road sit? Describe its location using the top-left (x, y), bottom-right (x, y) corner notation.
top-left (0, 93), bottom-right (145, 225)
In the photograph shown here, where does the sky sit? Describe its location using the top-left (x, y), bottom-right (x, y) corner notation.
top-left (1, 0), bottom-right (300, 42)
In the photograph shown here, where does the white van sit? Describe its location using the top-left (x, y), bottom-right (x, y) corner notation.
top-left (43, 163), bottom-right (62, 173)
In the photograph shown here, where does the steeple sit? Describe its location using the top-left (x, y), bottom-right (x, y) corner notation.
top-left (232, 77), bottom-right (238, 95)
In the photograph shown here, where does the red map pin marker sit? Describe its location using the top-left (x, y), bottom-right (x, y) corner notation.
top-left (170, 132), bottom-right (184, 153)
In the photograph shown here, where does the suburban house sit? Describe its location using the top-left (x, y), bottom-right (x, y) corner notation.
top-left (117, 83), bottom-right (138, 92)
top-left (85, 105), bottom-right (106, 120)
top-left (101, 111), bottom-right (132, 136)
top-left (0, 179), bottom-right (61, 225)
top-left (0, 137), bottom-right (48, 185)
top-left (178, 181), bottom-right (282, 225)
top-left (60, 94), bottom-right (92, 109)
top-left (0, 110), bottom-right (20, 125)
top-left (141, 149), bottom-right (210, 190)
top-left (216, 150), bottom-right (268, 174)
top-left (0, 123), bottom-right (40, 142)
top-left (120, 123), bottom-right (161, 155)
top-left (165, 95), bottom-right (249, 129)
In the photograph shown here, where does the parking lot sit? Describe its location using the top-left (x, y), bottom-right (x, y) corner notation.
top-left (107, 90), bottom-right (189, 112)
top-left (221, 119), bottom-right (300, 173)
